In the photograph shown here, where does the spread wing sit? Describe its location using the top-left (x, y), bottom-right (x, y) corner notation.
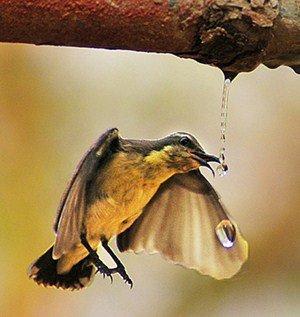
top-left (117, 170), bottom-right (248, 279)
top-left (52, 128), bottom-right (120, 259)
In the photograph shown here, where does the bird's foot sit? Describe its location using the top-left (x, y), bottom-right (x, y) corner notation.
top-left (112, 265), bottom-right (133, 288)
top-left (100, 239), bottom-right (133, 288)
top-left (90, 251), bottom-right (113, 283)
top-left (96, 266), bottom-right (113, 283)
top-left (89, 251), bottom-right (132, 286)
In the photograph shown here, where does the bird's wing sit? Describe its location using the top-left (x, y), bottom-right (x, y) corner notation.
top-left (52, 128), bottom-right (120, 259)
top-left (117, 170), bottom-right (248, 279)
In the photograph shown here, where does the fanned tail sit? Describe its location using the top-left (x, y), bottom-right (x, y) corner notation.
top-left (28, 246), bottom-right (95, 290)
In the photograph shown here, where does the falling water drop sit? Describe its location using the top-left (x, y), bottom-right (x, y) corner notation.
top-left (216, 72), bottom-right (235, 177)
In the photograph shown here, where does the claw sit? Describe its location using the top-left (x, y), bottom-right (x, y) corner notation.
top-left (117, 267), bottom-right (133, 288)
top-left (94, 264), bottom-right (114, 283)
top-left (127, 279), bottom-right (133, 289)
top-left (90, 244), bottom-right (133, 287)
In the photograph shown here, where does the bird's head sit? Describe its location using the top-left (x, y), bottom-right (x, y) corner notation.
top-left (143, 132), bottom-right (220, 175)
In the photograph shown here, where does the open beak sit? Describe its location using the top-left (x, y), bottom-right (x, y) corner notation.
top-left (191, 150), bottom-right (220, 177)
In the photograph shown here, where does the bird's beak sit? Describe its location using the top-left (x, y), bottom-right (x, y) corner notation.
top-left (191, 150), bottom-right (220, 177)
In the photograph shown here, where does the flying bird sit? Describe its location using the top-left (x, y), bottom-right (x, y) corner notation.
top-left (28, 128), bottom-right (248, 290)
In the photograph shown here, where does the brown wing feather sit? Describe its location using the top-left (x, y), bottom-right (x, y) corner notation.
top-left (52, 128), bottom-right (119, 259)
top-left (117, 170), bottom-right (248, 279)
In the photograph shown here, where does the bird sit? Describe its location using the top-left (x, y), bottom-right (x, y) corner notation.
top-left (28, 128), bottom-right (248, 290)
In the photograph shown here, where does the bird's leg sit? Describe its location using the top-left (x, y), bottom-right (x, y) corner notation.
top-left (80, 234), bottom-right (113, 282)
top-left (101, 239), bottom-right (133, 288)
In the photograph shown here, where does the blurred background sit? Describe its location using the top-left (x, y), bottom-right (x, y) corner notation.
top-left (0, 43), bottom-right (299, 317)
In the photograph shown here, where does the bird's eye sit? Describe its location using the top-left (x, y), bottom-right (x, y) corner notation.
top-left (179, 136), bottom-right (192, 147)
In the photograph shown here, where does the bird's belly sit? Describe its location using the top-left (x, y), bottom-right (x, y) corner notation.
top-left (85, 186), bottom-right (158, 241)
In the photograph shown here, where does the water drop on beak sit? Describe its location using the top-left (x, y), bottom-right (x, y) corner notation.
top-left (216, 163), bottom-right (228, 177)
top-left (215, 220), bottom-right (236, 248)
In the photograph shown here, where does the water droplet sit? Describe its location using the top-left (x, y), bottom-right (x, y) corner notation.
top-left (216, 164), bottom-right (228, 177)
top-left (215, 219), bottom-right (236, 248)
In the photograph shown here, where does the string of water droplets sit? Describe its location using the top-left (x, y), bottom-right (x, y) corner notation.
top-left (216, 77), bottom-right (231, 177)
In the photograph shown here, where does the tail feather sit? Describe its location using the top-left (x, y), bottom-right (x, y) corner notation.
top-left (28, 246), bottom-right (95, 290)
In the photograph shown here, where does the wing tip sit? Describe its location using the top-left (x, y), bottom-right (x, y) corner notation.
top-left (210, 236), bottom-right (249, 280)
